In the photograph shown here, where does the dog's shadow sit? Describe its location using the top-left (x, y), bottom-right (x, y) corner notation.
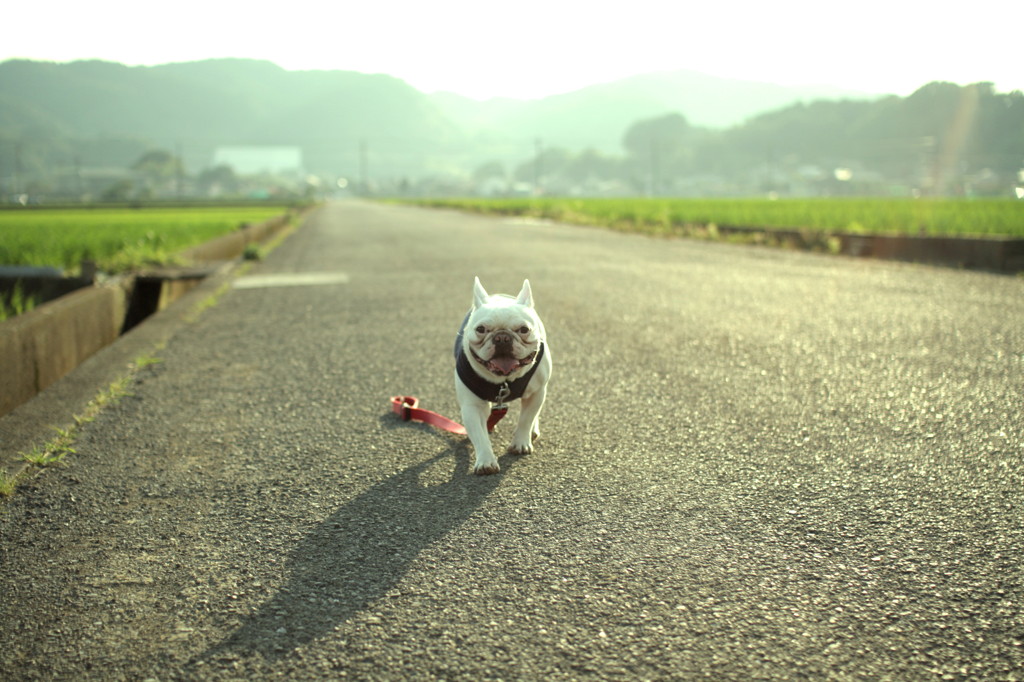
top-left (198, 435), bottom-right (505, 662)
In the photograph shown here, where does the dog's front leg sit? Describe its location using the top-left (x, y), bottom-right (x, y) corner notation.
top-left (463, 402), bottom-right (499, 475)
top-left (509, 384), bottom-right (546, 455)
top-left (456, 381), bottom-right (499, 475)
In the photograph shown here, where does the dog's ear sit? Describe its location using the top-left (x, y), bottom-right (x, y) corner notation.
top-left (472, 277), bottom-right (489, 309)
top-left (515, 279), bottom-right (534, 308)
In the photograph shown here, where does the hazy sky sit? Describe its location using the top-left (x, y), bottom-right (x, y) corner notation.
top-left (3, 0), bottom-right (1021, 100)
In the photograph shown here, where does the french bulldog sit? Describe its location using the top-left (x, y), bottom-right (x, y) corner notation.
top-left (455, 277), bottom-right (552, 475)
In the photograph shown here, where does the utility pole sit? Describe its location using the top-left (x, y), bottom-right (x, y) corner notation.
top-left (175, 141), bottom-right (185, 200)
top-left (74, 154), bottom-right (83, 200)
top-left (359, 138), bottom-right (368, 195)
top-left (649, 136), bottom-right (659, 197)
top-left (13, 141), bottom-right (23, 196)
top-left (534, 138), bottom-right (543, 196)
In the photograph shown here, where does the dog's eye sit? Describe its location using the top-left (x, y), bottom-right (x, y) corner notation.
top-left (518, 326), bottom-right (530, 335)
top-left (475, 325), bottom-right (486, 334)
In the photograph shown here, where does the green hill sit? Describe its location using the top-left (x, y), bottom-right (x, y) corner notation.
top-left (1, 58), bottom-right (1019, 197)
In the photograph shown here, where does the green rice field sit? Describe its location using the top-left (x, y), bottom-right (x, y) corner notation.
top-left (409, 197), bottom-right (1024, 238)
top-left (0, 205), bottom-right (290, 273)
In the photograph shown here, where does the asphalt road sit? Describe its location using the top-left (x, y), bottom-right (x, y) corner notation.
top-left (1, 200), bottom-right (1022, 680)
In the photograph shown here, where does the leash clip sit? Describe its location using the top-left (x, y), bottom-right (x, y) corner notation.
top-left (494, 382), bottom-right (511, 410)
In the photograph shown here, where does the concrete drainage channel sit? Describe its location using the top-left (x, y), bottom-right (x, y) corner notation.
top-left (710, 224), bottom-right (1024, 272)
top-left (0, 211), bottom-right (300, 419)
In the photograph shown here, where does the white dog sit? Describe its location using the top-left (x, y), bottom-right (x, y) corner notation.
top-left (454, 277), bottom-right (552, 475)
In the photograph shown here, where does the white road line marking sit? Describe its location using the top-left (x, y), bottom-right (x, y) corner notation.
top-left (233, 272), bottom-right (350, 289)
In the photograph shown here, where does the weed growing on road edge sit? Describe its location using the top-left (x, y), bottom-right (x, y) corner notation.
top-left (185, 259), bottom-right (259, 324)
top-left (196, 209), bottom-right (303, 322)
top-left (22, 427), bottom-right (76, 467)
top-left (134, 354), bottom-right (163, 369)
top-left (186, 279), bottom-right (234, 324)
top-left (183, 213), bottom-right (296, 324)
top-left (2, 211), bottom-right (308, 501)
top-left (261, 215), bottom-right (299, 252)
top-left (2, 361), bottom-right (144, 501)
top-left (0, 471), bottom-right (17, 498)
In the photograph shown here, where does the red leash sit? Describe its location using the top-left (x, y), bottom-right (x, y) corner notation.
top-left (390, 395), bottom-right (508, 435)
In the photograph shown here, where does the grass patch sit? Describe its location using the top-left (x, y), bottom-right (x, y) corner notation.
top-left (242, 243), bottom-right (265, 261)
top-left (403, 197), bottom-right (1024, 238)
top-left (133, 354), bottom-right (163, 369)
top-left (2, 361), bottom-right (141, 500)
top-left (0, 283), bottom-right (40, 322)
top-left (21, 428), bottom-right (75, 467)
top-left (0, 205), bottom-right (290, 274)
top-left (0, 470), bottom-right (18, 497)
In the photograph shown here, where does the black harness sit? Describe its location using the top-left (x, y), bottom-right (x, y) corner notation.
top-left (454, 314), bottom-right (545, 404)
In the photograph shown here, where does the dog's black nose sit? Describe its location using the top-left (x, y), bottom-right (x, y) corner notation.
top-left (492, 331), bottom-right (513, 348)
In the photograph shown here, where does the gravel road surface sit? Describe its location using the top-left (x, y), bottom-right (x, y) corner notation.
top-left (2, 200), bottom-right (1022, 680)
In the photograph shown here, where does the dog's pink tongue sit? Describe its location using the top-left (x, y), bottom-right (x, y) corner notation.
top-left (490, 356), bottom-right (520, 375)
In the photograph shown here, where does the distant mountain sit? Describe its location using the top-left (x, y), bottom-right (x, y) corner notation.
top-left (1, 58), bottom-right (1017, 198)
top-left (0, 59), bottom-right (878, 173)
top-left (0, 58), bottom-right (464, 178)
top-left (429, 70), bottom-right (879, 151)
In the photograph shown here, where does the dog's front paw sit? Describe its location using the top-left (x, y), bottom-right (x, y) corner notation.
top-left (472, 458), bottom-right (500, 475)
top-left (507, 441), bottom-right (534, 456)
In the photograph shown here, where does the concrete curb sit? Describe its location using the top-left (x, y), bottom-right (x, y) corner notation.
top-left (0, 211), bottom-right (297, 423)
top-left (713, 224), bottom-right (1024, 272)
top-left (0, 260), bottom-right (238, 475)
top-left (836, 232), bottom-right (1024, 272)
top-left (179, 213), bottom-right (291, 262)
top-left (0, 281), bottom-right (129, 416)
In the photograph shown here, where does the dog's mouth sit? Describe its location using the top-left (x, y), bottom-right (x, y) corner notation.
top-left (472, 349), bottom-right (537, 377)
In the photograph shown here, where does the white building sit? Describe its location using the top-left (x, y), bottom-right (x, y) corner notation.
top-left (211, 146), bottom-right (304, 176)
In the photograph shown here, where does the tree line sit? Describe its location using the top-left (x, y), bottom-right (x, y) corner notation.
top-left (487, 82), bottom-right (1023, 198)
